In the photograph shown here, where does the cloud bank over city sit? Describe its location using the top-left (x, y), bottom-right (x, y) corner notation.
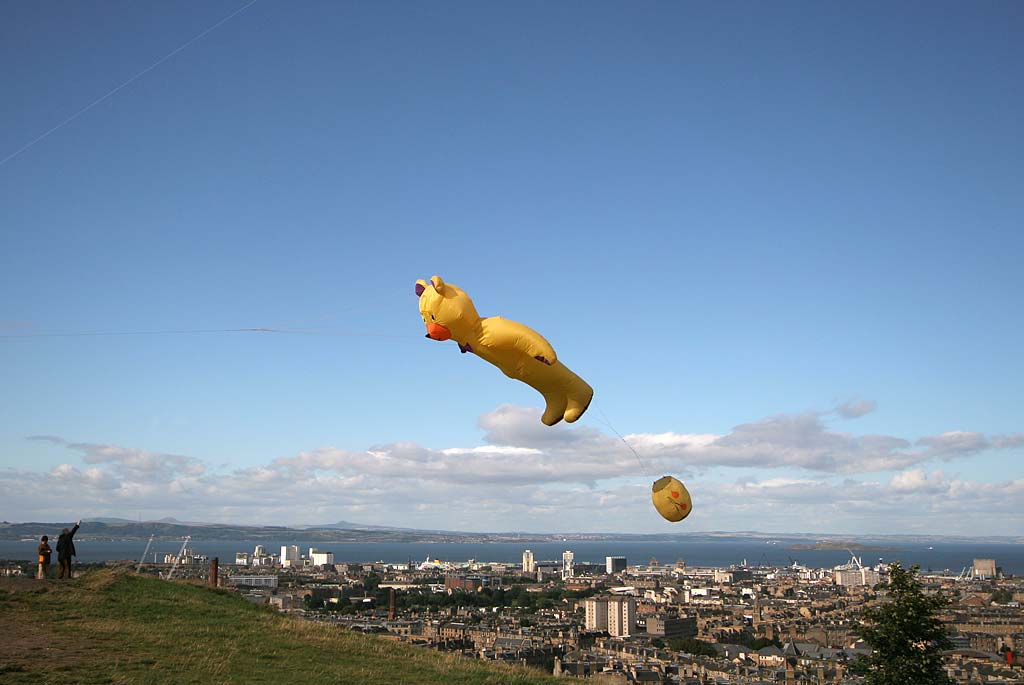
top-left (3, 403), bottom-right (1022, 535)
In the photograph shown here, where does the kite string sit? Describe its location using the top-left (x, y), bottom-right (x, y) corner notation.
top-left (594, 405), bottom-right (649, 472)
top-left (0, 327), bottom-right (415, 341)
top-left (0, 327), bottom-right (274, 339)
top-left (0, 285), bottom-right (424, 340)
top-left (0, 0), bottom-right (258, 167)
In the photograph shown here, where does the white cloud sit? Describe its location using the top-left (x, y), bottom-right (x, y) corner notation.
top-left (992, 433), bottom-right (1024, 449)
top-left (467, 406), bottom-right (1012, 476)
top-left (5, 404), bottom-right (1022, 533)
top-left (684, 472), bottom-right (1024, 533)
top-left (889, 468), bottom-right (946, 493)
top-left (835, 399), bottom-right (878, 419)
top-left (916, 431), bottom-right (990, 457)
top-left (28, 435), bottom-right (204, 478)
top-left (441, 446), bottom-right (544, 456)
top-left (477, 405), bottom-right (605, 449)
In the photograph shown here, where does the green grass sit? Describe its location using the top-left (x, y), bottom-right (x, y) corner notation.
top-left (0, 569), bottom-right (562, 685)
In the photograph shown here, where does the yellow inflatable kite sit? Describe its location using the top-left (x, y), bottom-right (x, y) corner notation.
top-left (652, 475), bottom-right (692, 522)
top-left (416, 275), bottom-right (593, 426)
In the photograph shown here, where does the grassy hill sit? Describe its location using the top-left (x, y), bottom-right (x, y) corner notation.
top-left (0, 568), bottom-right (562, 684)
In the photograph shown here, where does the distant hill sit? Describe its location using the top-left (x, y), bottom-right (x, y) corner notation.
top-left (0, 568), bottom-right (558, 684)
top-left (301, 520), bottom-right (426, 532)
top-left (0, 520), bottom-right (479, 543)
top-left (0, 520), bottom-right (1019, 544)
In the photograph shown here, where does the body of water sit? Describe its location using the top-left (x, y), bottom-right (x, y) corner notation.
top-left (2, 539), bottom-right (1022, 574)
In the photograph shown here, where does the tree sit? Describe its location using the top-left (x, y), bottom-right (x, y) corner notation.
top-left (666, 638), bottom-right (717, 657)
top-left (851, 562), bottom-right (952, 685)
top-left (991, 588), bottom-right (1012, 604)
top-left (749, 636), bottom-right (783, 650)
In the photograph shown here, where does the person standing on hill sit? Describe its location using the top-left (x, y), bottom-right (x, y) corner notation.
top-left (56, 520), bottom-right (81, 579)
top-left (37, 535), bottom-right (51, 579)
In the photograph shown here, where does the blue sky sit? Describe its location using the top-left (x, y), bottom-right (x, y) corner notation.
top-left (1, 1), bottom-right (1022, 533)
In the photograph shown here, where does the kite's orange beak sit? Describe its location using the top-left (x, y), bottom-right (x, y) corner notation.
top-left (425, 322), bottom-right (451, 341)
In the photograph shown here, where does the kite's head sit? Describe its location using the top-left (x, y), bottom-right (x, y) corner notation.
top-left (651, 475), bottom-right (692, 523)
top-left (415, 275), bottom-right (481, 342)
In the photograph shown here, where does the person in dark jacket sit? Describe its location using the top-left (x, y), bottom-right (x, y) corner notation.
top-left (37, 535), bottom-right (52, 580)
top-left (56, 520), bottom-right (81, 579)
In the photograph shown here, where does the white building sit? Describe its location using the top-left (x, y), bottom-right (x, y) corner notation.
top-left (714, 569), bottom-right (734, 583)
top-left (281, 545), bottom-right (300, 568)
top-left (835, 568), bottom-right (880, 587)
top-left (235, 552), bottom-right (250, 566)
top-left (522, 549), bottom-right (535, 574)
top-left (562, 550), bottom-right (574, 579)
top-left (227, 575), bottom-right (278, 588)
top-left (310, 549), bottom-right (334, 567)
top-left (163, 547), bottom-right (207, 565)
top-left (254, 545), bottom-right (266, 557)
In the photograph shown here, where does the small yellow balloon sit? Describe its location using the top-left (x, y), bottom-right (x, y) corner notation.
top-left (652, 475), bottom-right (692, 522)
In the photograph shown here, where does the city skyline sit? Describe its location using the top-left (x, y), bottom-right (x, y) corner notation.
top-left (2, 2), bottom-right (1022, 535)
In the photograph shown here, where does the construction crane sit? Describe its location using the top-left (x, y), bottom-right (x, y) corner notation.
top-left (164, 536), bottom-right (191, 580)
top-left (136, 534), bottom-right (154, 573)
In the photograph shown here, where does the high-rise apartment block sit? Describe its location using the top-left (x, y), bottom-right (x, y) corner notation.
top-left (607, 596), bottom-right (636, 637)
top-left (583, 596), bottom-right (636, 637)
top-left (562, 550), bottom-right (575, 579)
top-left (280, 545), bottom-right (300, 567)
top-left (584, 597), bottom-right (608, 631)
top-left (522, 549), bottom-right (535, 574)
top-left (606, 556), bottom-right (627, 574)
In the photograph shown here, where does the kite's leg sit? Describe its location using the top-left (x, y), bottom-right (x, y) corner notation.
top-left (541, 392), bottom-right (568, 426)
top-left (564, 390), bottom-right (593, 423)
